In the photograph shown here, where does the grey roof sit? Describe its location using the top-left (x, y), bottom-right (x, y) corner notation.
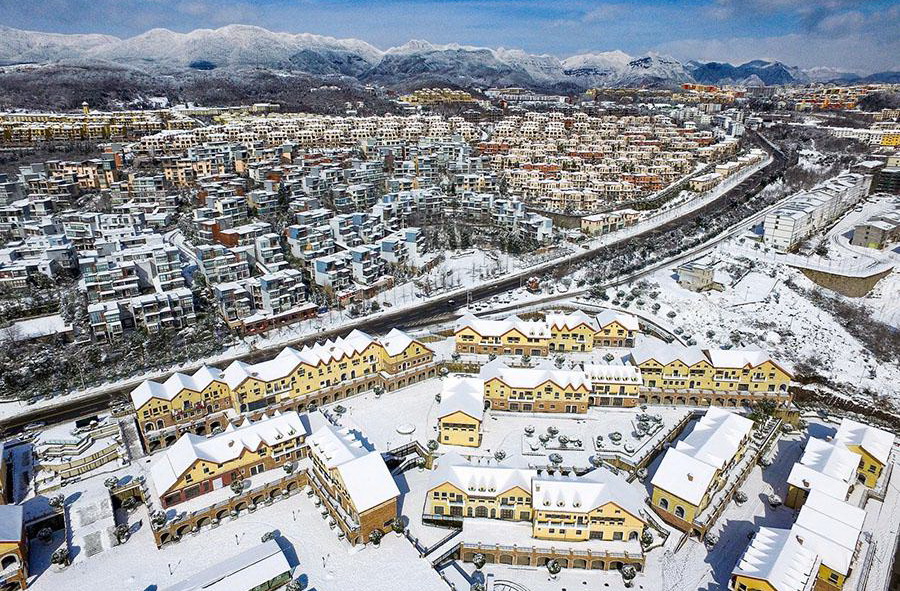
top-left (0, 505), bottom-right (24, 541)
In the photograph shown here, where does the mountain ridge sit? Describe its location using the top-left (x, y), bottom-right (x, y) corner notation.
top-left (0, 24), bottom-right (891, 89)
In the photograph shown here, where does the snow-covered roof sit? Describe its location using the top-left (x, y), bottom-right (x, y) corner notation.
top-left (785, 464), bottom-right (851, 501)
top-left (705, 348), bottom-right (788, 374)
top-left (131, 364), bottom-right (225, 409)
top-left (834, 417), bottom-right (895, 466)
top-left (0, 505), bottom-right (23, 542)
top-left (674, 407), bottom-right (753, 472)
top-left (150, 411), bottom-right (308, 496)
top-left (650, 447), bottom-right (718, 506)
top-left (479, 359), bottom-right (591, 390)
top-left (455, 313), bottom-right (550, 339)
top-left (532, 470), bottom-right (643, 518)
top-left (792, 490), bottom-right (865, 576)
top-left (595, 309), bottom-right (639, 332)
top-left (630, 339), bottom-right (708, 367)
top-left (733, 527), bottom-right (818, 591)
top-left (582, 364), bottom-right (642, 384)
top-left (131, 329), bottom-right (405, 409)
top-left (429, 452), bottom-right (534, 499)
top-left (438, 377), bottom-right (485, 421)
top-left (307, 421), bottom-right (399, 513)
top-left (786, 438), bottom-right (858, 498)
top-left (381, 328), bottom-right (429, 357)
top-left (545, 310), bottom-right (599, 332)
top-left (160, 539), bottom-right (291, 591)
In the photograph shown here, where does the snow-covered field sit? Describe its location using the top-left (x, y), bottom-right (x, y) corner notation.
top-left (26, 479), bottom-right (445, 591)
top-left (588, 236), bottom-right (900, 411)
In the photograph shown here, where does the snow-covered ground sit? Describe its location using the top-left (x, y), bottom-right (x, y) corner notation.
top-left (27, 477), bottom-right (445, 591)
top-left (586, 236), bottom-right (900, 410)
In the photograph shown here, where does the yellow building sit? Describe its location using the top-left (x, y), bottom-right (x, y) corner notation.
top-left (480, 360), bottom-right (591, 414)
top-left (132, 329), bottom-right (434, 450)
top-left (424, 454), bottom-right (646, 543)
top-left (632, 342), bottom-right (793, 406)
top-left (454, 314), bottom-right (550, 356)
top-left (784, 437), bottom-right (858, 510)
top-left (149, 412), bottom-right (309, 508)
top-left (583, 364), bottom-right (642, 407)
top-left (650, 408), bottom-right (753, 531)
top-left (0, 505), bottom-right (26, 590)
top-left (425, 456), bottom-right (534, 524)
top-left (730, 526), bottom-right (819, 591)
top-left (546, 310), bottom-right (599, 352)
top-left (437, 377), bottom-right (485, 447)
top-left (834, 417), bottom-right (895, 488)
top-left (594, 310), bottom-right (640, 347)
top-left (733, 491), bottom-right (864, 591)
top-left (306, 421), bottom-right (400, 544)
top-left (531, 476), bottom-right (645, 542)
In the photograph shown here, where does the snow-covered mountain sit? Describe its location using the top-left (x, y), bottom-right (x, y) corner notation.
top-left (0, 25), bottom-right (885, 90)
top-left (686, 59), bottom-right (809, 86)
top-left (0, 26), bottom-right (118, 64)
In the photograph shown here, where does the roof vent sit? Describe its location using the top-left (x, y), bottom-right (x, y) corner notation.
top-left (227, 440), bottom-right (235, 447)
top-left (687, 473), bottom-right (694, 481)
top-left (802, 479), bottom-right (810, 488)
top-left (796, 535), bottom-right (804, 545)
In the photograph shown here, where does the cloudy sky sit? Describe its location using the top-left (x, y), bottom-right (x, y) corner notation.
top-left (0, 0), bottom-right (897, 73)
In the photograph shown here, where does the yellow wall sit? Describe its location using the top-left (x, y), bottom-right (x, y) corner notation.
top-left (136, 337), bottom-right (434, 436)
top-left (549, 323), bottom-right (595, 352)
top-left (455, 327), bottom-right (548, 355)
top-left (426, 482), bottom-right (532, 521)
top-left (651, 486), bottom-right (703, 524)
top-left (532, 502), bottom-right (644, 542)
top-left (730, 574), bottom-right (778, 591)
top-left (818, 563), bottom-right (846, 590)
top-left (846, 445), bottom-right (882, 488)
top-left (594, 321), bottom-right (635, 345)
top-left (638, 358), bottom-right (791, 394)
top-left (439, 411), bottom-right (482, 447)
top-left (484, 377), bottom-right (589, 413)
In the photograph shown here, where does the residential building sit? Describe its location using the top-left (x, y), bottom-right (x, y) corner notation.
top-left (131, 329), bottom-right (434, 450)
top-left (424, 453), bottom-right (647, 543)
top-left (480, 359), bottom-right (592, 414)
top-left (150, 412), bottom-right (309, 508)
top-left (834, 418), bottom-right (895, 488)
top-left (785, 438), bottom-right (859, 509)
top-left (306, 421), bottom-right (399, 544)
top-left (437, 377), bottom-right (484, 447)
top-left (650, 407), bottom-right (753, 531)
top-left (0, 505), bottom-right (26, 590)
top-left (159, 539), bottom-right (292, 591)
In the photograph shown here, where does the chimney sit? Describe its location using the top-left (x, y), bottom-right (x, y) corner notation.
top-left (687, 473), bottom-right (694, 481)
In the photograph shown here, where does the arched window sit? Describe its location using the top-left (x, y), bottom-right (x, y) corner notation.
top-left (1, 554), bottom-right (19, 570)
top-left (628, 531), bottom-right (639, 541)
top-left (674, 505), bottom-right (685, 519)
top-left (144, 422), bottom-right (155, 432)
top-left (658, 497), bottom-right (669, 510)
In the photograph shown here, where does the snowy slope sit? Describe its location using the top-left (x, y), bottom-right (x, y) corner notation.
top-left (0, 24), bottom-right (881, 89)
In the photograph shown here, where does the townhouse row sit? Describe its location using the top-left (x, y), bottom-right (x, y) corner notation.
top-left (130, 328), bottom-right (435, 452)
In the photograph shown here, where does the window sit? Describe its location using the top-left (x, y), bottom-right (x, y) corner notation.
top-left (674, 506), bottom-right (685, 519)
top-left (658, 497), bottom-right (669, 510)
top-left (613, 531), bottom-right (623, 540)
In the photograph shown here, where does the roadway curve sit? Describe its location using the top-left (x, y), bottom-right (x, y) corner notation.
top-left (0, 132), bottom-right (788, 434)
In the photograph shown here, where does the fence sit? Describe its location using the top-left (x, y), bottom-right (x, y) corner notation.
top-left (151, 471), bottom-right (309, 547)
